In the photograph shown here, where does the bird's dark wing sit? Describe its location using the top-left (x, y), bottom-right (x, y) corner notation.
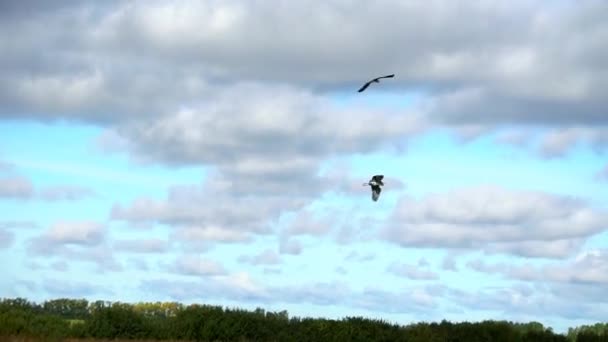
top-left (358, 81), bottom-right (371, 92)
top-left (378, 74), bottom-right (395, 79)
top-left (371, 185), bottom-right (382, 201)
top-left (372, 175), bottom-right (384, 184)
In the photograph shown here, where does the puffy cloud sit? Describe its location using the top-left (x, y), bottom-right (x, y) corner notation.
top-left (172, 255), bottom-right (227, 276)
top-left (39, 185), bottom-right (96, 201)
top-left (344, 251), bottom-right (375, 263)
top-left (126, 258), bottom-right (149, 271)
top-left (382, 185), bottom-right (608, 258)
top-left (0, 161), bottom-right (15, 172)
top-left (468, 249), bottom-right (608, 289)
top-left (3, 1), bottom-right (606, 130)
top-left (41, 221), bottom-right (104, 246)
top-left (283, 211), bottom-right (333, 237)
top-left (0, 172), bottom-right (96, 202)
top-left (445, 282), bottom-right (608, 322)
top-left (278, 238), bottom-right (302, 255)
top-left (0, 176), bottom-right (34, 199)
top-left (113, 238), bottom-right (169, 254)
top-left (141, 274), bottom-right (441, 316)
top-left (0, 229), bottom-right (15, 249)
top-left (488, 238), bottom-right (586, 259)
top-left (142, 272), bottom-right (268, 302)
top-left (43, 278), bottom-right (111, 297)
top-left (0, 221), bottom-right (38, 230)
top-left (238, 249), bottom-right (281, 266)
top-left (50, 261), bottom-right (69, 272)
top-left (387, 262), bottom-right (439, 281)
top-left (595, 164), bottom-right (608, 182)
top-left (441, 255), bottom-right (458, 272)
top-left (27, 221), bottom-right (121, 272)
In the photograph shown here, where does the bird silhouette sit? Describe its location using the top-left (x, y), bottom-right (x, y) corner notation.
top-left (362, 175), bottom-right (384, 202)
top-left (357, 74), bottom-right (395, 92)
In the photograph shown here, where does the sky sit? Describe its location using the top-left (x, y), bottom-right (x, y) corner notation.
top-left (1, 0), bottom-right (608, 333)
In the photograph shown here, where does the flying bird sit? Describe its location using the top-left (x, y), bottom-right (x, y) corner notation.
top-left (357, 74), bottom-right (395, 92)
top-left (363, 175), bottom-right (384, 202)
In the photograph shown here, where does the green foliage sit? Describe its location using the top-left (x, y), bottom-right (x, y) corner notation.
top-left (0, 297), bottom-right (605, 341)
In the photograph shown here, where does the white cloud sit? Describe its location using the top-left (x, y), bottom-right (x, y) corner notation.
top-left (383, 185), bottom-right (608, 258)
top-left (239, 249), bottom-right (281, 266)
top-left (0, 229), bottom-right (15, 249)
top-left (39, 185), bottom-right (96, 201)
top-left (387, 262), bottom-right (439, 280)
top-left (41, 221), bottom-right (104, 246)
top-left (172, 255), bottom-right (227, 276)
top-left (113, 238), bottom-right (169, 254)
top-left (0, 176), bottom-right (33, 199)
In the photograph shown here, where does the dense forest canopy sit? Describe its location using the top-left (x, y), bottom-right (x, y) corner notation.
top-left (1, 297), bottom-right (607, 341)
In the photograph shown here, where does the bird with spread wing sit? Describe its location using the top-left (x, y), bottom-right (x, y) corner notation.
top-left (363, 175), bottom-right (384, 202)
top-left (357, 74), bottom-right (395, 92)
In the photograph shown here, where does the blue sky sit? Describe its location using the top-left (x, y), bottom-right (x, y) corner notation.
top-left (1, 0), bottom-right (608, 334)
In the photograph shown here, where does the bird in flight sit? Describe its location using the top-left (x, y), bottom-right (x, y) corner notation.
top-left (357, 74), bottom-right (395, 92)
top-left (363, 175), bottom-right (384, 202)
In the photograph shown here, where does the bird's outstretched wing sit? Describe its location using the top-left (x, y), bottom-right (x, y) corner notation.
top-left (371, 185), bottom-right (382, 201)
top-left (358, 82), bottom-right (372, 92)
top-left (376, 74), bottom-right (395, 80)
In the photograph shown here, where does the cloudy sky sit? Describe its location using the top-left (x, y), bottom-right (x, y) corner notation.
top-left (1, 0), bottom-right (607, 333)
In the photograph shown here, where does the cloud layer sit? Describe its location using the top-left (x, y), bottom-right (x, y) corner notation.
top-left (383, 185), bottom-right (608, 258)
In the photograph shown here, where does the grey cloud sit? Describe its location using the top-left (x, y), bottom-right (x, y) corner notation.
top-left (446, 283), bottom-right (608, 322)
top-left (141, 274), bottom-right (439, 316)
top-left (382, 185), bottom-right (608, 258)
top-left (595, 165), bottom-right (608, 182)
top-left (0, 221), bottom-right (38, 230)
top-left (273, 281), bottom-right (350, 307)
top-left (0, 161), bottom-right (15, 172)
top-left (469, 249), bottom-right (608, 286)
top-left (173, 226), bottom-right (252, 246)
top-left (111, 182), bottom-right (308, 236)
top-left (0, 229), bottom-right (15, 249)
top-left (50, 261), bottom-right (69, 272)
top-left (283, 211), bottom-right (332, 237)
top-left (27, 221), bottom-right (122, 272)
top-left (538, 128), bottom-right (584, 158)
top-left (172, 255), bottom-right (227, 277)
top-left (278, 238), bottom-right (302, 255)
top-left (113, 238), bottom-right (169, 254)
top-left (115, 82), bottom-right (425, 164)
top-left (487, 239), bottom-right (586, 259)
top-left (0, 176), bottom-right (34, 199)
top-left (263, 268), bottom-right (282, 275)
top-left (494, 130), bottom-right (534, 148)
top-left (142, 272), bottom-right (269, 302)
top-left (344, 251), bottom-right (375, 263)
top-left (387, 262), bottom-right (439, 281)
top-left (0, 172), bottom-right (96, 202)
top-left (467, 259), bottom-right (505, 274)
top-left (2, 1), bottom-right (606, 130)
top-left (33, 221), bottom-right (105, 248)
top-left (239, 249), bottom-right (281, 266)
top-left (353, 286), bottom-right (439, 315)
top-left (335, 266), bottom-right (347, 275)
top-left (127, 258), bottom-right (149, 271)
top-left (112, 161), bottom-right (386, 250)
top-left (417, 258), bottom-right (430, 267)
top-left (39, 185), bottom-right (96, 201)
top-left (441, 256), bottom-right (458, 271)
top-left (43, 277), bottom-right (111, 297)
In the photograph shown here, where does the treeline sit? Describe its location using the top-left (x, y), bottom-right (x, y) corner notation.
top-left (0, 297), bottom-right (606, 341)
